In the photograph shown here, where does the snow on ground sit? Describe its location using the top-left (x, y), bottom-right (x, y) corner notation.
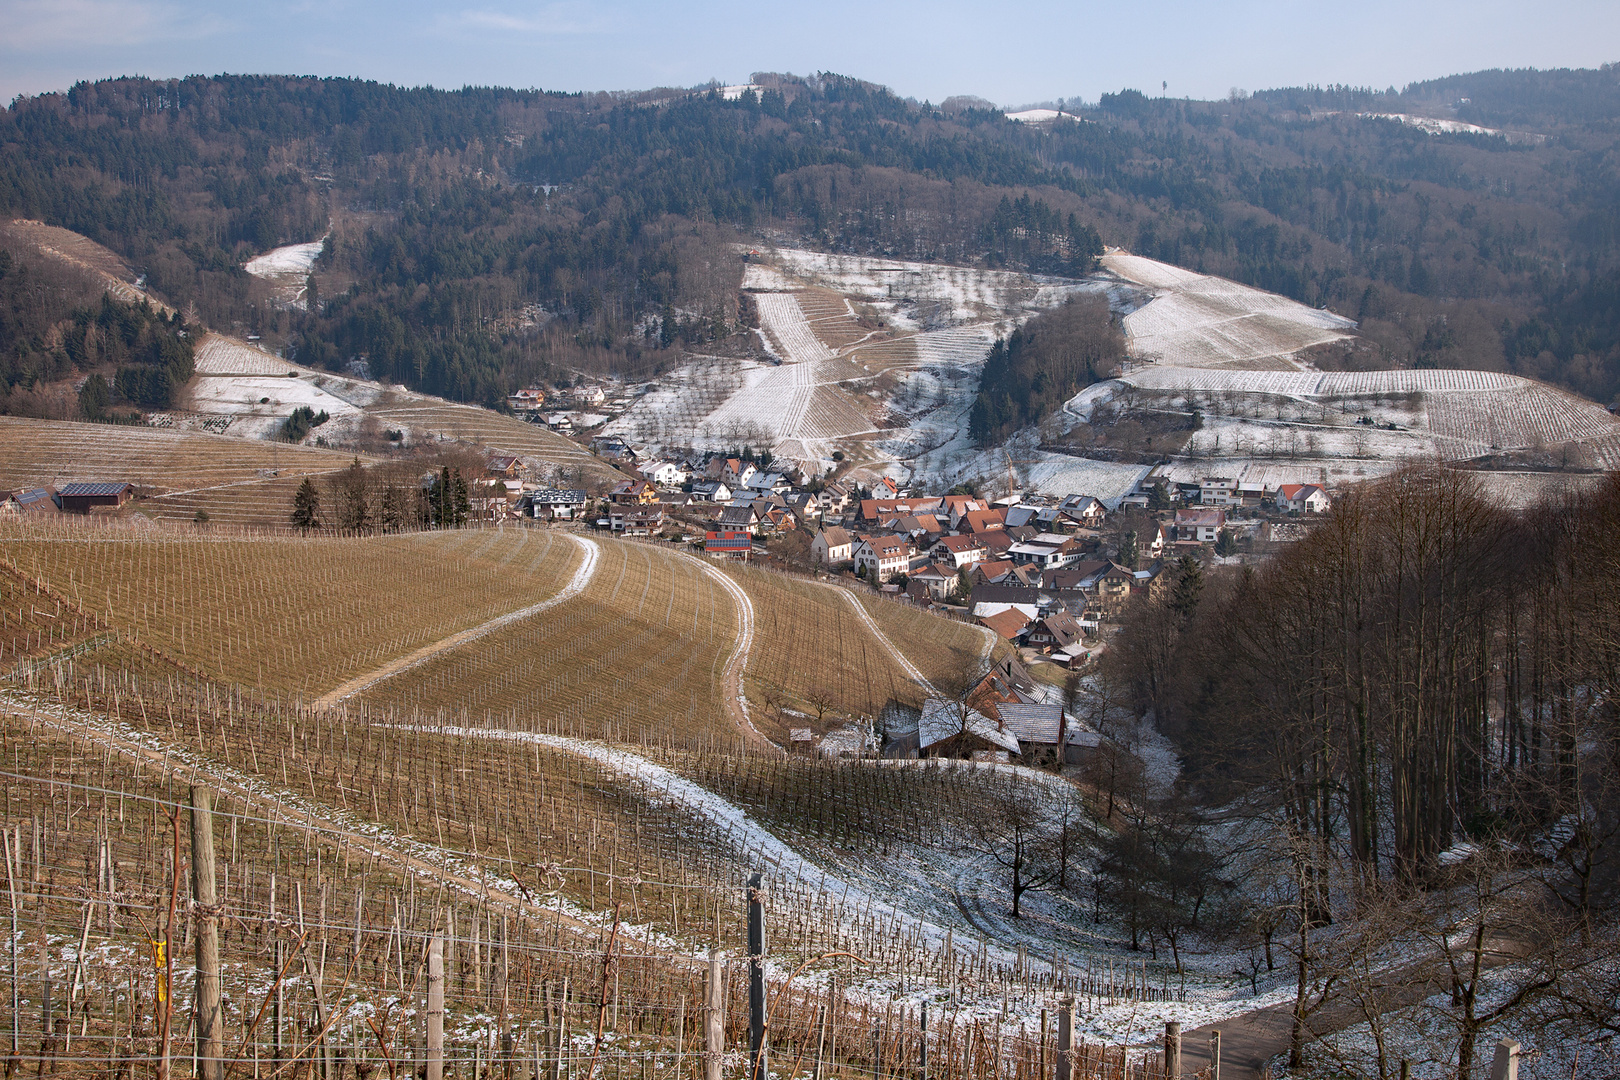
top-left (185, 335), bottom-right (384, 440)
top-left (1102, 254), bottom-right (1356, 368)
top-left (244, 238), bottom-right (325, 278)
top-left (1356, 112), bottom-right (1502, 137)
top-left (1005, 109), bottom-right (1084, 124)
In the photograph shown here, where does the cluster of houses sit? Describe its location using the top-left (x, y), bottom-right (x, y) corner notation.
top-left (880, 656), bottom-right (1105, 765)
top-left (0, 483), bottom-right (135, 517)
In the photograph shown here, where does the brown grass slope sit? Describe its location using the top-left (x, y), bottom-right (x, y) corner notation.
top-left (1, 522), bottom-right (581, 697)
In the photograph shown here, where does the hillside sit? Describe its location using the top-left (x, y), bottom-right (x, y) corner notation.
top-left (4, 67), bottom-right (1620, 412)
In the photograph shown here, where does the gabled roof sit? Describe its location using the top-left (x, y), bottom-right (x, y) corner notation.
top-left (936, 535), bottom-right (986, 554)
top-left (978, 530), bottom-right (1015, 553)
top-left (997, 702), bottom-right (1065, 746)
top-left (918, 699), bottom-right (1021, 754)
top-left (1004, 506), bottom-right (1039, 529)
top-left (817, 526), bottom-right (853, 548)
top-left (978, 606), bottom-right (1034, 641)
top-left (1036, 612), bottom-right (1085, 650)
top-left (863, 535), bottom-right (910, 556)
top-left (1176, 508), bottom-right (1225, 526)
top-left (960, 509), bottom-right (1007, 533)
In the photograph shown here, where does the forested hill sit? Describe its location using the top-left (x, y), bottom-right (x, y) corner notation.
top-left (3, 65), bottom-right (1620, 411)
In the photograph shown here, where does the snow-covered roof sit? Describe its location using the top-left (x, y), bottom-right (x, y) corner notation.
top-left (919, 699), bottom-right (1021, 755)
top-left (997, 702), bottom-right (1064, 746)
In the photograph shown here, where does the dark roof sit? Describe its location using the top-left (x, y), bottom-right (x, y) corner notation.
top-left (997, 702), bottom-right (1065, 746)
top-left (57, 482), bottom-right (131, 497)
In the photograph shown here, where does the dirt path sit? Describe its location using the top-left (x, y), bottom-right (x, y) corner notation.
top-left (1167, 937), bottom-right (1530, 1079)
top-left (312, 533), bottom-right (599, 709)
top-left (677, 550), bottom-right (772, 749)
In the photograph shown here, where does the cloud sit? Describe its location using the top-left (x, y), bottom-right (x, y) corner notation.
top-left (450, 2), bottom-right (618, 36)
top-left (1, 0), bottom-right (225, 50)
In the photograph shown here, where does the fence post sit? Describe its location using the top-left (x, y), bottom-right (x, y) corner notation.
top-left (1208, 1031), bottom-right (1220, 1080)
top-left (704, 950), bottom-right (725, 1080)
top-left (427, 934), bottom-right (445, 1080)
top-left (1163, 1022), bottom-right (1180, 1079)
top-left (1489, 1040), bottom-right (1520, 1080)
top-left (748, 873), bottom-right (766, 1080)
top-left (1056, 997), bottom-right (1074, 1080)
top-left (920, 1001), bottom-right (928, 1080)
top-left (190, 787), bottom-right (223, 1080)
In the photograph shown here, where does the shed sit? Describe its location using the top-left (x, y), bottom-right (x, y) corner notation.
top-left (56, 482), bottom-right (132, 514)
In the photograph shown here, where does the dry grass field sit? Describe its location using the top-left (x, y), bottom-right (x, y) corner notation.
top-left (356, 538), bottom-right (745, 746)
top-left (0, 414), bottom-right (366, 494)
top-left (721, 564), bottom-right (932, 724)
top-left (366, 395), bottom-right (627, 488)
top-left (1, 522), bottom-right (582, 697)
top-left (853, 593), bottom-right (1001, 687)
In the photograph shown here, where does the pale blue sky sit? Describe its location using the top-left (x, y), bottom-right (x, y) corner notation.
top-left (3, 0), bottom-right (1617, 108)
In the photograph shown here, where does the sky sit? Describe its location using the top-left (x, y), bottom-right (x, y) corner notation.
top-left (3, 0), bottom-right (1617, 109)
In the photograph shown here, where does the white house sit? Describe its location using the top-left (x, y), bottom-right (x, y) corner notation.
top-left (1276, 484), bottom-right (1330, 513)
top-left (811, 526), bottom-right (854, 566)
top-left (853, 535), bottom-right (912, 581)
top-left (639, 460), bottom-right (689, 486)
top-left (1199, 477), bottom-right (1239, 506)
top-left (1176, 508), bottom-right (1226, 543)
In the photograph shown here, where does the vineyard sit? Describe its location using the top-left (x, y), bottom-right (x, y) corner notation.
top-left (0, 416), bottom-right (364, 495)
top-left (0, 523), bottom-right (584, 699)
top-left (362, 399), bottom-right (623, 489)
top-left (719, 565), bottom-right (939, 726)
top-left (353, 539), bottom-right (745, 748)
top-left (1103, 254), bottom-right (1356, 369)
top-left (0, 675), bottom-right (1189, 1080)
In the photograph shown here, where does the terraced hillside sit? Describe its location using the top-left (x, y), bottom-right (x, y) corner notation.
top-left (2, 523), bottom-right (585, 697)
top-left (608, 248), bottom-right (1090, 477)
top-left (356, 538), bottom-right (747, 747)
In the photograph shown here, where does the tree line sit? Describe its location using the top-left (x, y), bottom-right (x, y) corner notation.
top-left (1096, 465), bottom-right (1620, 1068)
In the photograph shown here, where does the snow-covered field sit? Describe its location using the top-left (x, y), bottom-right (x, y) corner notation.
top-left (244, 237), bottom-right (325, 309)
top-left (244, 239), bottom-right (324, 278)
top-left (615, 249), bottom-right (1089, 473)
top-left (1103, 254), bottom-right (1357, 368)
top-left (1107, 363), bottom-right (1620, 465)
top-left (1005, 109), bottom-right (1085, 124)
top-left (1356, 111), bottom-right (1502, 137)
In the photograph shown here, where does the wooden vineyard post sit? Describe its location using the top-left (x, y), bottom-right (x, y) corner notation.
top-left (812, 1004), bottom-right (828, 1080)
top-left (1208, 1031), bottom-right (1220, 1080)
top-left (191, 787), bottom-right (224, 1080)
top-left (1163, 1022), bottom-right (1180, 1079)
top-left (4, 827), bottom-right (19, 1072)
top-left (1055, 998), bottom-right (1074, 1080)
top-left (919, 1000), bottom-right (928, 1080)
top-left (747, 873), bottom-right (765, 1080)
top-left (427, 934), bottom-right (445, 1080)
top-left (703, 950), bottom-right (724, 1080)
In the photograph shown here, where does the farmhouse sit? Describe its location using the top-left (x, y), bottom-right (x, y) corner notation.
top-left (906, 562), bottom-right (958, 600)
top-left (853, 535), bottom-right (911, 582)
top-left (916, 698), bottom-right (1021, 760)
top-left (1176, 508), bottom-right (1225, 543)
top-left (56, 482), bottom-right (133, 514)
top-left (1, 487), bottom-right (59, 515)
top-left (526, 489), bottom-right (589, 521)
top-left (1276, 484), bottom-right (1331, 513)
